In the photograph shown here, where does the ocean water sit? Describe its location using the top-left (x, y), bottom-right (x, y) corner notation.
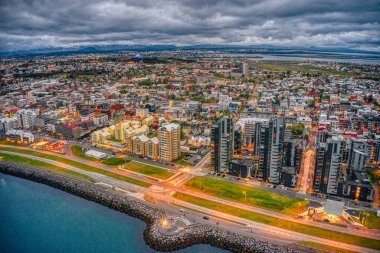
top-left (0, 173), bottom-right (228, 253)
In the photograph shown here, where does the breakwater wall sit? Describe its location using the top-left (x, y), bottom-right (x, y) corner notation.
top-left (0, 162), bottom-right (301, 253)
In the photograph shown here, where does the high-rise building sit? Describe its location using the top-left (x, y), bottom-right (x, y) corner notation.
top-left (268, 117), bottom-right (286, 184)
top-left (253, 117), bottom-right (285, 183)
top-left (158, 123), bottom-right (180, 162)
top-left (243, 121), bottom-right (256, 147)
top-left (234, 124), bottom-right (243, 154)
top-left (242, 55), bottom-right (249, 80)
top-left (283, 140), bottom-right (304, 173)
top-left (347, 139), bottom-right (371, 174)
top-left (313, 135), bottom-right (345, 194)
top-left (211, 117), bottom-right (234, 174)
top-left (254, 121), bottom-right (270, 180)
top-left (17, 109), bottom-right (37, 129)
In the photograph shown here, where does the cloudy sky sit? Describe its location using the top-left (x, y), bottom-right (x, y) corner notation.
top-left (1, 0), bottom-right (379, 51)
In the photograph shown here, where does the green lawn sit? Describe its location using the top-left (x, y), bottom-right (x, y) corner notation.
top-left (254, 60), bottom-right (358, 77)
top-left (0, 152), bottom-right (94, 182)
top-left (185, 176), bottom-right (308, 215)
top-left (0, 147), bottom-right (151, 188)
top-left (109, 136), bottom-right (122, 142)
top-left (124, 161), bottom-right (174, 180)
top-left (103, 157), bottom-right (131, 166)
top-left (360, 211), bottom-right (380, 229)
top-left (176, 153), bottom-right (192, 166)
top-left (297, 241), bottom-right (359, 253)
top-left (71, 145), bottom-right (98, 161)
top-left (173, 192), bottom-right (380, 250)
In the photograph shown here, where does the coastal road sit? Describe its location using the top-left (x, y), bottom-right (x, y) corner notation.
top-left (145, 191), bottom-right (380, 253)
top-left (0, 144), bottom-right (156, 185)
top-left (0, 150), bottom-right (144, 193)
top-left (148, 182), bottom-right (380, 240)
top-left (2, 144), bottom-right (379, 239)
top-left (1, 146), bottom-right (380, 252)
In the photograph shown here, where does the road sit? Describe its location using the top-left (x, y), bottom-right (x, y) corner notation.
top-left (298, 148), bottom-right (315, 194)
top-left (1, 145), bottom-right (379, 252)
top-left (0, 149), bottom-right (143, 193)
top-left (3, 145), bottom-right (377, 240)
top-left (146, 191), bottom-right (380, 253)
top-left (0, 144), bottom-right (157, 185)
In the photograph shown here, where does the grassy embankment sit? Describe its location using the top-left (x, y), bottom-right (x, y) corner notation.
top-left (0, 147), bottom-right (151, 187)
top-left (103, 158), bottom-right (131, 166)
top-left (254, 61), bottom-right (358, 77)
top-left (174, 192), bottom-right (380, 250)
top-left (71, 145), bottom-right (131, 166)
top-left (71, 145), bottom-right (98, 161)
top-left (185, 176), bottom-right (308, 215)
top-left (176, 153), bottom-right (192, 166)
top-left (0, 152), bottom-right (94, 182)
top-left (123, 161), bottom-right (174, 180)
top-left (356, 211), bottom-right (380, 230)
top-left (296, 241), bottom-right (359, 253)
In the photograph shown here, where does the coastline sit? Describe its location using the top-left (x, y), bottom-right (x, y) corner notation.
top-left (0, 162), bottom-right (300, 253)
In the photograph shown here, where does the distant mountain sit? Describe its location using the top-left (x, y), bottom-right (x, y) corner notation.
top-left (0, 44), bottom-right (379, 57)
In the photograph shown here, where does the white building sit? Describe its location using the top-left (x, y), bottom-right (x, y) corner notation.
top-left (93, 114), bottom-right (109, 126)
top-left (158, 123), bottom-right (181, 162)
top-left (5, 129), bottom-right (35, 143)
top-left (0, 117), bottom-right (18, 132)
top-left (17, 109), bottom-right (37, 129)
top-left (136, 108), bottom-right (149, 118)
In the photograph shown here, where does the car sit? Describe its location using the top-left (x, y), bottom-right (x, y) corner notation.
top-left (180, 209), bottom-right (185, 212)
top-left (202, 216), bottom-right (209, 220)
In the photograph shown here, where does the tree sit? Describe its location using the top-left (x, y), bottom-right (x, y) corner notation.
top-left (291, 123), bottom-right (305, 136)
top-left (307, 100), bottom-right (315, 108)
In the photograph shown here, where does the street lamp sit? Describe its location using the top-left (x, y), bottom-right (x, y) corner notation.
top-left (162, 219), bottom-right (168, 227)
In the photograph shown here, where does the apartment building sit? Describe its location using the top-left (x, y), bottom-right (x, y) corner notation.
top-left (158, 123), bottom-right (180, 162)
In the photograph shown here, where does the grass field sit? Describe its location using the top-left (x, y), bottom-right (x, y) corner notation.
top-left (173, 192), bottom-right (380, 250)
top-left (185, 176), bottom-right (308, 215)
top-left (71, 145), bottom-right (97, 161)
top-left (176, 153), bottom-right (192, 166)
top-left (103, 157), bottom-right (131, 166)
top-left (359, 211), bottom-right (380, 229)
top-left (296, 241), bottom-right (359, 253)
top-left (0, 147), bottom-right (151, 187)
top-left (124, 161), bottom-right (174, 180)
top-left (0, 152), bottom-right (94, 182)
top-left (253, 60), bottom-right (357, 77)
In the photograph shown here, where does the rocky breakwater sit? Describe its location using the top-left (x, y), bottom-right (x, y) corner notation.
top-left (145, 221), bottom-right (300, 253)
top-left (0, 162), bottom-right (301, 253)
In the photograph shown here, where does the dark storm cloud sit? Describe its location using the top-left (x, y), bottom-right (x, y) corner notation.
top-left (0, 0), bottom-right (379, 51)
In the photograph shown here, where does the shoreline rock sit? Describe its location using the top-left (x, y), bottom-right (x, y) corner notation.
top-left (0, 162), bottom-right (301, 253)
